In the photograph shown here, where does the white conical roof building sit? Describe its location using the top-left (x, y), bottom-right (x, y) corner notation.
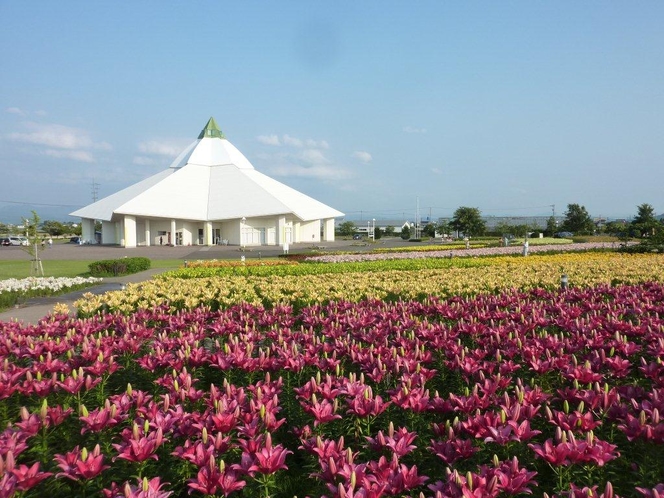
top-left (71, 118), bottom-right (343, 248)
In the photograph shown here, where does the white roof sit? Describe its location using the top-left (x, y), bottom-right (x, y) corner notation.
top-left (71, 118), bottom-right (344, 222)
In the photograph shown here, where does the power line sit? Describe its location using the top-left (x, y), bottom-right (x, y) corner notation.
top-left (0, 199), bottom-right (83, 208)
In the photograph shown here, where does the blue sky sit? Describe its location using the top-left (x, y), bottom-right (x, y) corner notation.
top-left (1, 2), bottom-right (663, 223)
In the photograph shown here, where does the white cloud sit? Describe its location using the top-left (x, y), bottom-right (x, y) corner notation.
top-left (431, 167), bottom-right (442, 175)
top-left (352, 151), bottom-right (372, 163)
top-left (6, 107), bottom-right (26, 116)
top-left (306, 138), bottom-right (329, 149)
top-left (257, 134), bottom-right (281, 146)
top-left (6, 121), bottom-right (111, 163)
top-left (257, 133), bottom-right (329, 149)
top-left (283, 134), bottom-right (303, 147)
top-left (137, 140), bottom-right (182, 157)
top-left (8, 122), bottom-right (111, 151)
top-left (403, 126), bottom-right (427, 134)
top-left (270, 164), bottom-right (352, 180)
top-left (42, 149), bottom-right (95, 163)
top-left (132, 156), bottom-right (158, 166)
top-left (299, 148), bottom-right (330, 166)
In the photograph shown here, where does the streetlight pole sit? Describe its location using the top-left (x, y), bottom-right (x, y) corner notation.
top-left (241, 217), bottom-right (246, 250)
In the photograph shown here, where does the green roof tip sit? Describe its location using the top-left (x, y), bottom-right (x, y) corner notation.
top-left (198, 117), bottom-right (225, 139)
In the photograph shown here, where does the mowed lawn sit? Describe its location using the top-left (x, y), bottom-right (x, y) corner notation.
top-left (0, 259), bottom-right (183, 280)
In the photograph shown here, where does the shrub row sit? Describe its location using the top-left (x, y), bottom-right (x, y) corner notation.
top-left (88, 257), bottom-right (151, 277)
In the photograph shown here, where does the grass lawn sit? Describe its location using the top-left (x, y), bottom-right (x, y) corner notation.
top-left (0, 259), bottom-right (183, 280)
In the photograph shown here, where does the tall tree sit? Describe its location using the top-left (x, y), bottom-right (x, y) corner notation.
top-left (450, 207), bottom-right (486, 237)
top-left (560, 204), bottom-right (594, 235)
top-left (545, 216), bottom-right (558, 236)
top-left (338, 221), bottom-right (357, 237)
top-left (21, 211), bottom-right (44, 276)
top-left (41, 220), bottom-right (66, 236)
top-left (631, 203), bottom-right (660, 238)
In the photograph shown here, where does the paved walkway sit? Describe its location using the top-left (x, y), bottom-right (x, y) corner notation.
top-left (0, 268), bottom-right (168, 326)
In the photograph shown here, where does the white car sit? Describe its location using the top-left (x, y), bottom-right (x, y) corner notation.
top-left (8, 236), bottom-right (29, 246)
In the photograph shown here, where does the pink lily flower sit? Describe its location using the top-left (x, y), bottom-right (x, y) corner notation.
top-left (54, 444), bottom-right (110, 481)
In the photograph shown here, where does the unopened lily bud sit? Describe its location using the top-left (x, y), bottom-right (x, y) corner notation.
top-left (40, 399), bottom-right (48, 421)
top-left (563, 400), bottom-right (570, 414)
top-left (219, 459), bottom-right (225, 473)
top-left (466, 471), bottom-right (474, 491)
top-left (81, 447), bottom-right (89, 462)
top-left (133, 422), bottom-right (140, 440)
top-left (577, 401), bottom-right (585, 413)
top-left (493, 454), bottom-right (500, 467)
top-left (202, 427), bottom-right (208, 444)
top-left (350, 470), bottom-right (357, 489)
top-left (604, 481), bottom-right (614, 498)
top-left (142, 477), bottom-right (149, 492)
top-left (126, 383), bottom-right (133, 397)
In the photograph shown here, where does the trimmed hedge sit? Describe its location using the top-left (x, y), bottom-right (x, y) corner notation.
top-left (88, 257), bottom-right (151, 277)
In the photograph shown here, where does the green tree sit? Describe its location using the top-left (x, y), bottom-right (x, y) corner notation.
top-left (338, 221), bottom-right (357, 237)
top-left (422, 222), bottom-right (438, 238)
top-left (400, 225), bottom-right (411, 240)
top-left (41, 220), bottom-right (66, 236)
top-left (21, 211), bottom-right (45, 276)
top-left (545, 216), bottom-right (558, 237)
top-left (631, 203), bottom-right (660, 238)
top-left (384, 225), bottom-right (395, 237)
top-left (560, 204), bottom-right (594, 235)
top-left (450, 207), bottom-right (486, 237)
top-left (374, 226), bottom-right (383, 240)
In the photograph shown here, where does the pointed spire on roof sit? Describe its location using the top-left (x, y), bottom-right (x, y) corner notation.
top-left (198, 117), bottom-right (225, 139)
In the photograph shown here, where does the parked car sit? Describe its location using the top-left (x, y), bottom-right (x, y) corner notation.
top-left (69, 236), bottom-right (82, 244)
top-left (8, 236), bottom-right (29, 246)
top-left (352, 234), bottom-right (362, 240)
top-left (554, 231), bottom-right (574, 238)
top-left (0, 237), bottom-right (10, 246)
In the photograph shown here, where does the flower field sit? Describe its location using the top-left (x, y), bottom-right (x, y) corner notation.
top-left (1, 252), bottom-right (664, 497)
top-left (77, 253), bottom-right (664, 317)
top-left (0, 277), bottom-right (103, 312)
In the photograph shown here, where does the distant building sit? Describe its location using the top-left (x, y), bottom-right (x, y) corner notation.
top-left (71, 118), bottom-right (343, 248)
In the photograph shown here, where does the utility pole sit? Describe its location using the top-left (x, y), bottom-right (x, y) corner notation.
top-left (91, 179), bottom-right (100, 202)
top-left (416, 196), bottom-right (420, 239)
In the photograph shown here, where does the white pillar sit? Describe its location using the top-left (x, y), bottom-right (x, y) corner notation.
top-left (170, 219), bottom-right (176, 245)
top-left (323, 218), bottom-right (336, 241)
top-left (204, 221), bottom-right (213, 246)
top-left (81, 218), bottom-right (95, 243)
top-left (124, 215), bottom-right (137, 248)
top-left (144, 219), bottom-right (151, 247)
top-left (102, 221), bottom-right (115, 244)
top-left (277, 216), bottom-right (286, 245)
